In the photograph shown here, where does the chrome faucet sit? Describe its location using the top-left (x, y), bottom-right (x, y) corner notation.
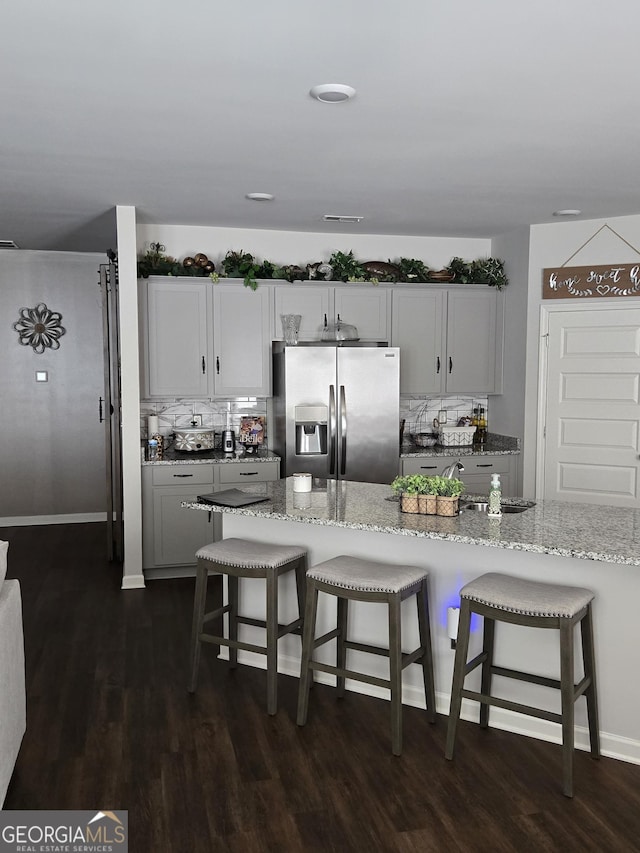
top-left (441, 460), bottom-right (464, 478)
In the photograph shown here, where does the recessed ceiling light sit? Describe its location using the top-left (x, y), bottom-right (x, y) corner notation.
top-left (309, 84), bottom-right (356, 103)
top-left (323, 214), bottom-right (364, 223)
top-left (245, 193), bottom-right (274, 201)
top-left (552, 209), bottom-right (581, 217)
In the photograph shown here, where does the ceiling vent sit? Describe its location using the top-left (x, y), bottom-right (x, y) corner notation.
top-left (323, 215), bottom-right (364, 223)
top-left (0, 240), bottom-right (19, 249)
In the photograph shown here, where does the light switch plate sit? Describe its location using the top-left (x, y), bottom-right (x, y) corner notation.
top-left (35, 371), bottom-right (48, 382)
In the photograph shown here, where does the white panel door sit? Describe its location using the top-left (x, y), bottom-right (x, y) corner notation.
top-left (543, 308), bottom-right (640, 506)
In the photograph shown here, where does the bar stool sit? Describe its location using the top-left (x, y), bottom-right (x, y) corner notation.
top-left (188, 538), bottom-right (307, 715)
top-left (296, 555), bottom-right (436, 755)
top-left (445, 572), bottom-right (600, 797)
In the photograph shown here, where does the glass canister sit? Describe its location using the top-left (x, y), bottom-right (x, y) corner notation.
top-left (281, 314), bottom-right (302, 345)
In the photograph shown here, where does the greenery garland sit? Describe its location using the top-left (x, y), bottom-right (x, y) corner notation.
top-left (137, 244), bottom-right (508, 290)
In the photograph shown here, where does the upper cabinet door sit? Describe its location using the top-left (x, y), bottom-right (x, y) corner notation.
top-left (445, 289), bottom-right (503, 394)
top-left (273, 284), bottom-right (331, 341)
top-left (212, 283), bottom-right (271, 397)
top-left (391, 286), bottom-right (504, 395)
top-left (142, 278), bottom-right (211, 398)
top-left (332, 285), bottom-right (391, 341)
top-left (391, 288), bottom-right (446, 394)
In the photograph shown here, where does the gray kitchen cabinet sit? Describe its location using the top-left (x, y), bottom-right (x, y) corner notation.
top-left (142, 459), bottom-right (280, 573)
top-left (391, 286), bottom-right (504, 394)
top-left (212, 283), bottom-right (271, 397)
top-left (142, 464), bottom-right (215, 570)
top-left (273, 282), bottom-right (390, 342)
top-left (401, 454), bottom-right (515, 495)
top-left (140, 278), bottom-right (212, 398)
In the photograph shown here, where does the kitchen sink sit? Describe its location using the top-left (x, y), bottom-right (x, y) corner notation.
top-left (462, 501), bottom-right (532, 514)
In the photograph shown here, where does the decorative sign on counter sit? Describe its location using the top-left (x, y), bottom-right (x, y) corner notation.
top-left (542, 263), bottom-right (640, 300)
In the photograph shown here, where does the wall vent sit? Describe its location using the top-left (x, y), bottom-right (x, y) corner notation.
top-left (323, 215), bottom-right (364, 224)
top-left (0, 240), bottom-right (19, 249)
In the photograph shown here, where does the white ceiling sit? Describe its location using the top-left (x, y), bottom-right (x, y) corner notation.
top-left (3, 1), bottom-right (639, 252)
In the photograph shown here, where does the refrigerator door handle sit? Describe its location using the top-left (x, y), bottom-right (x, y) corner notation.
top-left (329, 384), bottom-right (337, 476)
top-left (339, 384), bottom-right (347, 475)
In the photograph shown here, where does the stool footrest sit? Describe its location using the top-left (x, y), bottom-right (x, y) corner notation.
top-left (200, 633), bottom-right (271, 657)
top-left (310, 660), bottom-right (391, 692)
top-left (236, 615), bottom-right (303, 639)
top-left (461, 688), bottom-right (563, 725)
top-left (491, 664), bottom-right (561, 690)
top-left (202, 604), bottom-right (231, 624)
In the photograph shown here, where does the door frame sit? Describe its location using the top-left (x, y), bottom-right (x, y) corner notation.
top-left (536, 300), bottom-right (640, 501)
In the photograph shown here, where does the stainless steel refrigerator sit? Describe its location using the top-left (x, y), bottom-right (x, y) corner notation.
top-left (272, 342), bottom-right (400, 484)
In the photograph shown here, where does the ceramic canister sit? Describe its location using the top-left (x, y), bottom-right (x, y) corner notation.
top-left (292, 473), bottom-right (312, 493)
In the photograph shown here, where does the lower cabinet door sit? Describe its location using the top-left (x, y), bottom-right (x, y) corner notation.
top-left (144, 484), bottom-right (214, 568)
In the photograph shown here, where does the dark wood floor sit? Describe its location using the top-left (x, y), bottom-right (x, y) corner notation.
top-left (4, 523), bottom-right (640, 852)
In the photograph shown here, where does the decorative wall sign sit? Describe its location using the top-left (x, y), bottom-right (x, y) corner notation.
top-left (13, 303), bottom-right (66, 354)
top-left (543, 223), bottom-right (640, 300)
top-left (542, 264), bottom-right (640, 299)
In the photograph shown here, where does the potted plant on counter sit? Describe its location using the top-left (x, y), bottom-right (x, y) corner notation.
top-left (435, 477), bottom-right (465, 516)
top-left (391, 474), bottom-right (423, 514)
top-left (417, 475), bottom-right (438, 515)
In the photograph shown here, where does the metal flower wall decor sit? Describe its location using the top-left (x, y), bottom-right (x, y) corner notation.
top-left (13, 303), bottom-right (66, 354)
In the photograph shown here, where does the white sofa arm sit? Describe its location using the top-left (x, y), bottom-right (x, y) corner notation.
top-left (0, 579), bottom-right (26, 808)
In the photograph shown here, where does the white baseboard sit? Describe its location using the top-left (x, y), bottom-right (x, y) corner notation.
top-left (0, 512), bottom-right (107, 527)
top-left (219, 649), bottom-right (640, 767)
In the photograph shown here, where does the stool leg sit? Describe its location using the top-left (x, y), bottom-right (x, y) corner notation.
top-left (479, 616), bottom-right (495, 729)
top-left (581, 604), bottom-right (600, 760)
top-left (266, 569), bottom-right (279, 716)
top-left (228, 575), bottom-right (238, 668)
top-left (297, 580), bottom-right (319, 726)
top-left (416, 581), bottom-right (436, 723)
top-left (187, 562), bottom-right (209, 693)
top-left (389, 592), bottom-right (403, 756)
top-left (445, 600), bottom-right (472, 760)
top-left (336, 596), bottom-right (348, 698)
top-left (559, 620), bottom-right (575, 798)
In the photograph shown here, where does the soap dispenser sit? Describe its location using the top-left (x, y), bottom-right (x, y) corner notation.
top-left (488, 473), bottom-right (502, 517)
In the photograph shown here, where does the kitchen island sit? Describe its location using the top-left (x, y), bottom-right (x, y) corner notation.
top-left (185, 478), bottom-right (640, 764)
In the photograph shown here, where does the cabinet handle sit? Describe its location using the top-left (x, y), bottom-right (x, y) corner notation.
top-left (420, 465), bottom-right (438, 470)
top-left (449, 356), bottom-right (453, 374)
top-left (202, 356), bottom-right (206, 374)
top-left (476, 463), bottom-right (493, 468)
top-left (239, 471), bottom-right (258, 476)
top-left (216, 356), bottom-right (220, 374)
top-left (436, 357), bottom-right (440, 374)
top-left (173, 474), bottom-right (194, 478)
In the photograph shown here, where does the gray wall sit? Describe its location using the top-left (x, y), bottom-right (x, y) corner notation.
top-left (0, 251), bottom-right (106, 521)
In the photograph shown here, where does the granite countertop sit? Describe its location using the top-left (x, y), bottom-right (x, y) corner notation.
top-left (401, 432), bottom-right (520, 458)
top-left (184, 477), bottom-right (640, 566)
top-left (143, 447), bottom-right (281, 466)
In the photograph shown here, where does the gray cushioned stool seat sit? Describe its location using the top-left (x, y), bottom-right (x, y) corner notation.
top-left (307, 555), bottom-right (431, 594)
top-left (188, 538), bottom-right (307, 715)
top-left (460, 572), bottom-right (595, 618)
top-left (297, 555), bottom-right (436, 755)
top-left (197, 538), bottom-right (306, 570)
top-left (446, 571), bottom-right (599, 797)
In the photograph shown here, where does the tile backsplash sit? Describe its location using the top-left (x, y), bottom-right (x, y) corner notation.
top-left (140, 398), bottom-right (268, 442)
top-left (141, 394), bottom-right (487, 447)
top-left (400, 395), bottom-right (489, 437)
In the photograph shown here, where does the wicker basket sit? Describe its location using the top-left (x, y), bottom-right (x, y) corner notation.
top-left (437, 426), bottom-right (476, 447)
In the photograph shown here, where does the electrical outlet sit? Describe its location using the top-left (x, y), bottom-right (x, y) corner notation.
top-left (191, 414), bottom-right (202, 427)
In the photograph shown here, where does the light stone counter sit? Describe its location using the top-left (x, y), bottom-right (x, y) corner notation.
top-left (184, 477), bottom-right (640, 764)
top-left (186, 477), bottom-right (640, 566)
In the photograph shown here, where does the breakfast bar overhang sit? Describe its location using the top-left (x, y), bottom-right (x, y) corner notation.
top-left (185, 478), bottom-right (640, 765)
